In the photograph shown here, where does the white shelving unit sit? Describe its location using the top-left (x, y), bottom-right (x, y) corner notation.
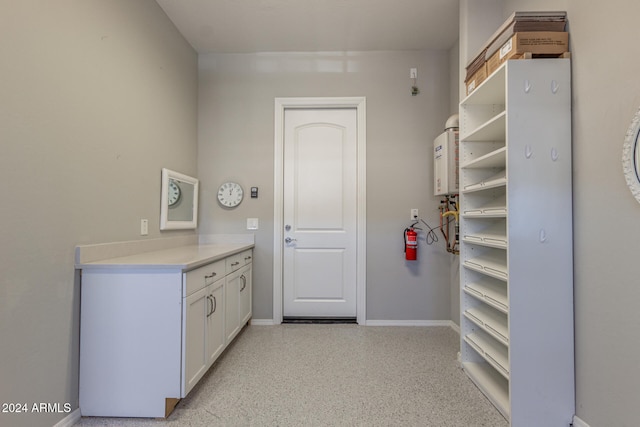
top-left (459, 59), bottom-right (574, 425)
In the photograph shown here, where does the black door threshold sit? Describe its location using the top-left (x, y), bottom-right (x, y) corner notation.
top-left (282, 317), bottom-right (357, 324)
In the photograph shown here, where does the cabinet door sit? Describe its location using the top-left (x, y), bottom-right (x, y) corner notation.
top-left (225, 270), bottom-right (241, 343)
top-left (239, 264), bottom-right (252, 326)
top-left (207, 281), bottom-right (225, 366)
top-left (183, 286), bottom-right (209, 396)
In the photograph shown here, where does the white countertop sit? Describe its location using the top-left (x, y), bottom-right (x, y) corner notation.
top-left (76, 243), bottom-right (254, 271)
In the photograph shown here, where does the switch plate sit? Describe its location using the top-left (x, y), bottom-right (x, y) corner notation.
top-left (247, 218), bottom-right (259, 230)
top-left (410, 68), bottom-right (417, 79)
top-left (411, 209), bottom-right (419, 220)
top-left (140, 219), bottom-right (149, 235)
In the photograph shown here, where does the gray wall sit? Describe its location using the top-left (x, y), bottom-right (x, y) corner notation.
top-left (198, 51), bottom-right (457, 321)
top-left (0, 1), bottom-right (198, 426)
top-left (566, 1), bottom-right (640, 425)
top-left (448, 43), bottom-right (461, 327)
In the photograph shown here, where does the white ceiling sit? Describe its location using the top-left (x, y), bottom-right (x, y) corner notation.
top-left (155, 0), bottom-right (460, 54)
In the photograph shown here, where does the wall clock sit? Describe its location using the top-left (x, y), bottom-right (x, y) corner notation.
top-left (217, 182), bottom-right (244, 207)
top-left (167, 179), bottom-right (181, 206)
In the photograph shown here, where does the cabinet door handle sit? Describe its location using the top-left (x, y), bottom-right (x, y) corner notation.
top-left (240, 274), bottom-right (246, 292)
top-left (212, 295), bottom-right (217, 314)
top-left (206, 295), bottom-right (213, 317)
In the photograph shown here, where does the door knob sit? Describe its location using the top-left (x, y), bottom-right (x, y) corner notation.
top-left (285, 237), bottom-right (297, 244)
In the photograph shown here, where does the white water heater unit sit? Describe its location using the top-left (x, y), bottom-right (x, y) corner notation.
top-left (433, 114), bottom-right (459, 196)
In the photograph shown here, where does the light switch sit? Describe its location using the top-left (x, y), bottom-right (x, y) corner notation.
top-left (247, 218), bottom-right (259, 230)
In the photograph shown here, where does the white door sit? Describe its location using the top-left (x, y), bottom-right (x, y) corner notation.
top-left (283, 108), bottom-right (358, 318)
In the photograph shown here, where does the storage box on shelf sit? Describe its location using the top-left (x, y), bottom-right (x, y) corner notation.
top-left (486, 31), bottom-right (569, 75)
top-left (465, 10), bottom-right (568, 95)
top-left (459, 58), bottom-right (574, 425)
top-left (465, 62), bottom-right (488, 96)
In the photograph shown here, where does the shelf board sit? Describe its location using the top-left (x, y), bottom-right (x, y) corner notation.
top-left (462, 362), bottom-right (510, 420)
top-left (463, 252), bottom-right (508, 281)
top-left (465, 332), bottom-right (509, 379)
top-left (462, 213), bottom-right (506, 220)
top-left (462, 194), bottom-right (507, 217)
top-left (461, 111), bottom-right (506, 142)
top-left (462, 236), bottom-right (506, 249)
top-left (464, 305), bottom-right (509, 346)
top-left (464, 278), bottom-right (508, 313)
top-left (462, 169), bottom-right (507, 193)
top-left (462, 222), bottom-right (507, 250)
top-left (462, 147), bottom-right (506, 170)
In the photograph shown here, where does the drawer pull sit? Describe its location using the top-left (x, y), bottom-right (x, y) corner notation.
top-left (231, 261), bottom-right (240, 266)
top-left (244, 256), bottom-right (252, 261)
top-left (205, 272), bottom-right (217, 279)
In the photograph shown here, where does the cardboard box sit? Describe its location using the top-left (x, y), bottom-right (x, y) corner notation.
top-left (486, 31), bottom-right (569, 75)
top-left (465, 62), bottom-right (487, 96)
top-left (465, 48), bottom-right (488, 82)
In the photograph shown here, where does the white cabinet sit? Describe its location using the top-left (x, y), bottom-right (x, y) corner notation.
top-left (184, 286), bottom-right (211, 395)
top-left (183, 259), bottom-right (226, 396)
top-left (225, 270), bottom-right (241, 342)
top-left (239, 264), bottom-right (252, 325)
top-left (459, 59), bottom-right (574, 425)
top-left (225, 250), bottom-right (253, 343)
top-left (206, 282), bottom-right (225, 365)
top-left (79, 245), bottom-right (253, 418)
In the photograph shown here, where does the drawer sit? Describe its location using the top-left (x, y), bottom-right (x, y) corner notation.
top-left (241, 250), bottom-right (253, 265)
top-left (184, 259), bottom-right (225, 296)
top-left (226, 249), bottom-right (253, 273)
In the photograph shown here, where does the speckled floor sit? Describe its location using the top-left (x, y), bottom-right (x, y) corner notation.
top-left (77, 325), bottom-right (508, 426)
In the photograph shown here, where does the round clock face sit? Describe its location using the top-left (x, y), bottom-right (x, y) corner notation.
top-left (168, 179), bottom-right (181, 206)
top-left (217, 182), bottom-right (243, 207)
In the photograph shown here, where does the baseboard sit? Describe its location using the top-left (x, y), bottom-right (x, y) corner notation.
top-left (52, 408), bottom-right (81, 427)
top-left (250, 319), bottom-right (460, 332)
top-left (450, 321), bottom-right (460, 334)
top-left (364, 320), bottom-right (453, 327)
top-left (250, 319), bottom-right (275, 326)
top-left (572, 415), bottom-right (591, 427)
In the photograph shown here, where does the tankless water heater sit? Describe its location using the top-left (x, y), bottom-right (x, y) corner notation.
top-left (433, 115), bottom-right (459, 196)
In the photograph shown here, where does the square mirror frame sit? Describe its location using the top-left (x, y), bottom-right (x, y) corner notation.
top-left (160, 168), bottom-right (199, 230)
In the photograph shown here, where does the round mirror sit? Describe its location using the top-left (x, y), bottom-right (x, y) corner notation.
top-left (623, 107), bottom-right (640, 203)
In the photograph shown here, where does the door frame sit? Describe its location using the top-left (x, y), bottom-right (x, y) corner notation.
top-left (273, 97), bottom-right (366, 325)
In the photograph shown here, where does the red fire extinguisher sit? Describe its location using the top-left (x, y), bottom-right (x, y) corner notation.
top-left (404, 227), bottom-right (418, 261)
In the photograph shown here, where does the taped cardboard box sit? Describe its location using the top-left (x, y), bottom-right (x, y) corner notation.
top-left (486, 31), bottom-right (569, 75)
top-left (465, 48), bottom-right (488, 83)
top-left (465, 62), bottom-right (487, 96)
